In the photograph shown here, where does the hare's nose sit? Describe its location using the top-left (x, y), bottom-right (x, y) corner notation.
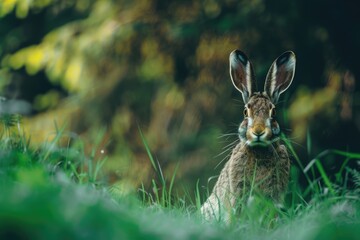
top-left (252, 124), bottom-right (265, 136)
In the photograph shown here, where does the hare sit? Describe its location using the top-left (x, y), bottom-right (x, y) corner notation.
top-left (201, 50), bottom-right (296, 222)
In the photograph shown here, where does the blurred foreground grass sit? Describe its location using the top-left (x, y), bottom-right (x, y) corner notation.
top-left (0, 115), bottom-right (359, 240)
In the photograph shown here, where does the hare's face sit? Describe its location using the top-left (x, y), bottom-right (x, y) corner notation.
top-left (229, 50), bottom-right (295, 147)
top-left (238, 94), bottom-right (280, 147)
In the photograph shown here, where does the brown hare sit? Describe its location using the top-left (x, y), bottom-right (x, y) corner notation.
top-left (201, 50), bottom-right (296, 222)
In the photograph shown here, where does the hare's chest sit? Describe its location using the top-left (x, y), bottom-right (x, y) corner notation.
top-left (231, 154), bottom-right (289, 201)
top-left (252, 163), bottom-right (285, 199)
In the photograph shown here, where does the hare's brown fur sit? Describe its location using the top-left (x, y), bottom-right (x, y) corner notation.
top-left (201, 50), bottom-right (295, 222)
top-left (201, 96), bottom-right (290, 222)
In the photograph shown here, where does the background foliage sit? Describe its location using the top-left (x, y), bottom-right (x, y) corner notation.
top-left (0, 0), bottom-right (359, 195)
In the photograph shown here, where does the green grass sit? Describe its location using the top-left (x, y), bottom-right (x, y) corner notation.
top-left (0, 118), bottom-right (359, 239)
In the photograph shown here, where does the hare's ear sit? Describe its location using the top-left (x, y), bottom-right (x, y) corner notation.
top-left (264, 51), bottom-right (296, 104)
top-left (229, 50), bottom-right (256, 103)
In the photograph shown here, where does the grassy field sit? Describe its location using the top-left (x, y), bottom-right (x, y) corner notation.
top-left (0, 116), bottom-right (359, 240)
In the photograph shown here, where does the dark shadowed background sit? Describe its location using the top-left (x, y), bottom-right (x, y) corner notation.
top-left (0, 0), bottom-right (359, 197)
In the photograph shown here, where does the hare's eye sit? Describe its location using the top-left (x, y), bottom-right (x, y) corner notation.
top-left (243, 108), bottom-right (248, 117)
top-left (271, 108), bottom-right (276, 117)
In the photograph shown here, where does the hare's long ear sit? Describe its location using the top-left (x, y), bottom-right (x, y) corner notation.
top-left (264, 51), bottom-right (296, 104)
top-left (229, 50), bottom-right (256, 103)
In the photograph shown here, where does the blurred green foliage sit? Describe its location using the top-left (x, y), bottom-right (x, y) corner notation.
top-left (0, 0), bottom-right (359, 194)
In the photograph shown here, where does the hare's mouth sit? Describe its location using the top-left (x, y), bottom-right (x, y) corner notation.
top-left (246, 137), bottom-right (280, 147)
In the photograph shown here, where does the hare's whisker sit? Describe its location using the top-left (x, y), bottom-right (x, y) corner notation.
top-left (218, 133), bottom-right (238, 138)
top-left (217, 133), bottom-right (238, 141)
top-left (270, 143), bottom-right (281, 160)
top-left (281, 137), bottom-right (305, 149)
top-left (214, 151), bottom-right (233, 170)
top-left (220, 140), bottom-right (238, 151)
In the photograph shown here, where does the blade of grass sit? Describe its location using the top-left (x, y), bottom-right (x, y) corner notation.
top-left (93, 157), bottom-right (107, 183)
top-left (138, 126), bottom-right (156, 170)
top-left (281, 133), bottom-right (312, 186)
top-left (138, 125), bottom-right (169, 206)
top-left (195, 179), bottom-right (201, 211)
top-left (156, 159), bottom-right (166, 186)
top-left (152, 179), bottom-right (160, 204)
top-left (138, 125), bottom-right (166, 185)
top-left (306, 128), bottom-right (312, 157)
top-left (140, 183), bottom-right (146, 204)
top-left (43, 121), bottom-right (67, 161)
top-left (249, 161), bottom-right (257, 198)
top-left (332, 149), bottom-right (360, 159)
top-left (168, 162), bottom-right (180, 207)
top-left (336, 157), bottom-right (350, 184)
top-left (306, 129), bottom-right (317, 184)
top-left (314, 159), bottom-right (335, 195)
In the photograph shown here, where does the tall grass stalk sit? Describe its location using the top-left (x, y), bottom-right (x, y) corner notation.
top-left (138, 125), bottom-right (180, 208)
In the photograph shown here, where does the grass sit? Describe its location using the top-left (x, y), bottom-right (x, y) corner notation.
top-left (0, 116), bottom-right (359, 239)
